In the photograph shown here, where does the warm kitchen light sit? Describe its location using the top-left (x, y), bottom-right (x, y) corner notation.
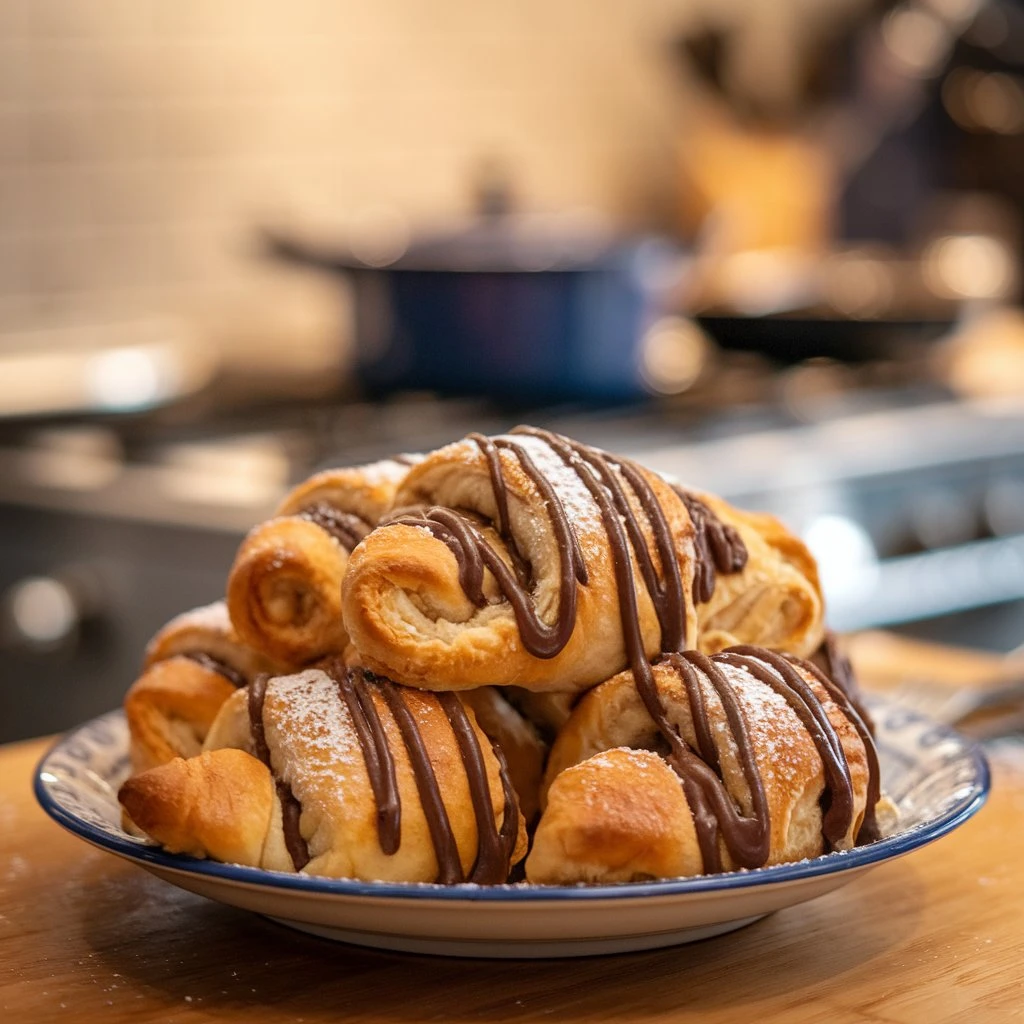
top-left (882, 6), bottom-right (950, 75)
top-left (85, 346), bottom-right (171, 411)
top-left (639, 316), bottom-right (709, 395)
top-left (923, 233), bottom-right (1015, 299)
top-left (348, 205), bottom-right (411, 267)
top-left (822, 252), bottom-right (895, 318)
top-left (803, 513), bottom-right (880, 607)
top-left (8, 577), bottom-right (76, 647)
top-left (943, 68), bottom-right (1024, 134)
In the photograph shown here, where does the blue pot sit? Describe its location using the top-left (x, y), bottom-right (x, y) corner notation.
top-left (268, 220), bottom-right (683, 404)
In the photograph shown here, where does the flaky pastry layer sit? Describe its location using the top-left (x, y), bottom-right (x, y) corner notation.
top-left (343, 433), bottom-right (700, 693)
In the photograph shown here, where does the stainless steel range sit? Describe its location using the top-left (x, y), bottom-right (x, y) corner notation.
top-left (2, 391), bottom-right (1022, 743)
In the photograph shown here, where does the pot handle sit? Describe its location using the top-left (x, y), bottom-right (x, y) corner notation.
top-left (260, 229), bottom-right (353, 274)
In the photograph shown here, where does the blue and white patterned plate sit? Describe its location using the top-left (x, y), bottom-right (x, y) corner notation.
top-left (34, 696), bottom-right (988, 958)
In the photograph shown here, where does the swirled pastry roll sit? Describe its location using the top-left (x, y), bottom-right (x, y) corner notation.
top-left (125, 659), bottom-right (242, 776)
top-left (685, 491), bottom-right (824, 658)
top-left (226, 456), bottom-right (418, 667)
top-left (120, 667), bottom-right (527, 884)
top-left (125, 602), bottom-right (278, 775)
top-left (343, 429), bottom-right (701, 693)
top-left (528, 646), bottom-right (883, 884)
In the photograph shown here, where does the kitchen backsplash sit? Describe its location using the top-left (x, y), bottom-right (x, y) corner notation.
top-left (0, 0), bottom-right (689, 367)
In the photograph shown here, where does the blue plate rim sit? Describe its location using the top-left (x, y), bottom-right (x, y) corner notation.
top-left (34, 704), bottom-right (990, 904)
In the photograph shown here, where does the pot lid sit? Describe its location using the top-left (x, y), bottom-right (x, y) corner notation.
top-left (267, 209), bottom-right (680, 275)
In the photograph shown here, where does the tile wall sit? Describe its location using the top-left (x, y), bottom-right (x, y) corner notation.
top-left (0, 0), bottom-right (687, 375)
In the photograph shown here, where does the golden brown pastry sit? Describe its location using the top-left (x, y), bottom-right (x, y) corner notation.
top-left (125, 602), bottom-right (278, 775)
top-left (527, 748), bottom-right (704, 883)
top-left (458, 687), bottom-right (547, 824)
top-left (120, 747), bottom-right (289, 867)
top-left (527, 646), bottom-right (882, 884)
top-left (117, 426), bottom-right (876, 891)
top-left (120, 666), bottom-right (528, 884)
top-left (343, 429), bottom-right (701, 693)
top-left (143, 600), bottom-right (275, 678)
top-left (125, 658), bottom-right (242, 776)
top-left (343, 430), bottom-right (825, 697)
top-left (226, 456), bottom-right (417, 667)
top-left (688, 491), bottom-right (824, 657)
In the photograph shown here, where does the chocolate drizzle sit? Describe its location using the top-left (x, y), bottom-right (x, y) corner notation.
top-left (378, 681), bottom-right (464, 883)
top-left (812, 631), bottom-right (876, 737)
top-left (182, 651), bottom-right (246, 689)
top-left (780, 650), bottom-right (882, 843)
top-left (384, 429), bottom-right (748, 668)
top-left (381, 427), bottom-right (881, 874)
top-left (657, 652), bottom-right (771, 870)
top-left (500, 432), bottom-right (881, 868)
top-left (247, 675), bottom-right (311, 871)
top-left (387, 433), bottom-right (588, 659)
top-left (330, 666), bottom-right (520, 884)
top-left (297, 501), bottom-right (371, 551)
top-left (716, 647), bottom-right (856, 850)
top-left (673, 488), bottom-right (748, 603)
top-left (437, 691), bottom-right (520, 884)
top-left (651, 647), bottom-right (882, 870)
top-left (514, 428), bottom-right (688, 652)
top-left (335, 667), bottom-right (401, 854)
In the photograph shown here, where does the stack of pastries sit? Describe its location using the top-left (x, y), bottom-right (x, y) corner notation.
top-left (118, 427), bottom-right (889, 886)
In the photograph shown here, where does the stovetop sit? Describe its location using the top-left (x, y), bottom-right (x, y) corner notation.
top-left (2, 385), bottom-right (1023, 743)
top-left (3, 385), bottom-right (1023, 637)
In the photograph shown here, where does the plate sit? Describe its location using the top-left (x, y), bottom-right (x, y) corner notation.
top-left (34, 696), bottom-right (989, 958)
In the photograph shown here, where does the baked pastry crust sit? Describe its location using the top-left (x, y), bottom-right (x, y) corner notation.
top-left (503, 687), bottom-right (579, 743)
top-left (118, 428), bottom-right (878, 889)
top-left (693, 493), bottom-right (824, 657)
top-left (458, 686), bottom-right (547, 824)
top-left (121, 667), bottom-right (528, 883)
top-left (125, 658), bottom-right (240, 775)
top-left (527, 748), bottom-right (703, 883)
top-left (343, 432), bottom-right (700, 693)
top-left (119, 747), bottom-right (290, 868)
top-left (125, 601), bottom-right (277, 775)
top-left (226, 458), bottom-right (415, 667)
top-left (528, 647), bottom-right (876, 883)
top-left (143, 600), bottom-right (275, 678)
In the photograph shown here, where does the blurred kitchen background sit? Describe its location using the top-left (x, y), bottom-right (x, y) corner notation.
top-left (4, 0), bottom-right (1024, 740)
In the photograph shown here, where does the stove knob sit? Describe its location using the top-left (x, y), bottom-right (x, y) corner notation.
top-left (1, 573), bottom-right (92, 651)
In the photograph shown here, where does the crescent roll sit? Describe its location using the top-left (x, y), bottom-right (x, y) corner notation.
top-left (226, 456), bottom-right (418, 667)
top-left (689, 492), bottom-right (824, 657)
top-left (528, 646), bottom-right (882, 883)
top-left (115, 424), bottom-right (885, 892)
top-left (125, 602), bottom-right (279, 775)
top-left (343, 429), bottom-right (702, 693)
top-left (527, 748), bottom-right (705, 883)
top-left (120, 667), bottom-right (528, 884)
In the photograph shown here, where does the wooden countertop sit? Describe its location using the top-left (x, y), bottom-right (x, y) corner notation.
top-left (3, 634), bottom-right (1024, 1024)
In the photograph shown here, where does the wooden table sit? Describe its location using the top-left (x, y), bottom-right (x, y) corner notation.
top-left (2, 634), bottom-right (1023, 1024)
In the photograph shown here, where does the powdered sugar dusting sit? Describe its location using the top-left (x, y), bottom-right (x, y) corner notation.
top-left (160, 600), bottom-right (230, 638)
top-left (500, 433), bottom-right (603, 534)
top-left (356, 456), bottom-right (422, 488)
top-left (266, 670), bottom-right (363, 799)
top-left (710, 657), bottom-right (819, 791)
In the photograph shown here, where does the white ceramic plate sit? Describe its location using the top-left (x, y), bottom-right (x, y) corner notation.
top-left (34, 696), bottom-right (988, 958)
